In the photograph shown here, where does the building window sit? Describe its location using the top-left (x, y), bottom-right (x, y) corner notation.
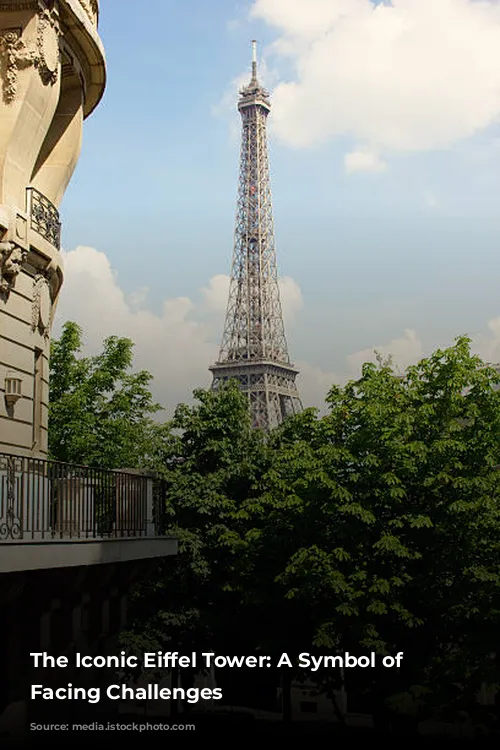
top-left (32, 348), bottom-right (43, 448)
top-left (300, 701), bottom-right (318, 714)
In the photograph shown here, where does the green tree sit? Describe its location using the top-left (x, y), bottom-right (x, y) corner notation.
top-left (122, 382), bottom-right (271, 696)
top-left (120, 335), bottom-right (500, 729)
top-left (49, 321), bottom-right (163, 469)
top-left (254, 336), bottom-right (500, 725)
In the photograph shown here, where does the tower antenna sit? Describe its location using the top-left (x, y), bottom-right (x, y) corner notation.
top-left (251, 39), bottom-right (257, 80)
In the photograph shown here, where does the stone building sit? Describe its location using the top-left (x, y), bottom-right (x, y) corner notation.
top-left (0, 3), bottom-right (177, 742)
top-left (0, 0), bottom-right (104, 456)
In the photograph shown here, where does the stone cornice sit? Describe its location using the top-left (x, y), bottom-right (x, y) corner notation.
top-left (0, 2), bottom-right (39, 10)
top-left (0, 1), bottom-right (105, 116)
top-left (59, 0), bottom-right (105, 116)
top-left (0, 0), bottom-right (98, 25)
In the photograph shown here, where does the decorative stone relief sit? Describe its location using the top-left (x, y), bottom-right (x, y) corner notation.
top-left (36, 7), bottom-right (60, 85)
top-left (0, 241), bottom-right (28, 298)
top-left (32, 273), bottom-right (51, 338)
top-left (0, 6), bottom-right (60, 104)
top-left (15, 213), bottom-right (27, 242)
top-left (80, 0), bottom-right (99, 25)
top-left (0, 29), bottom-right (36, 103)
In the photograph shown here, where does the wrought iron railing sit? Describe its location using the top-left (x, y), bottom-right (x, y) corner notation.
top-left (27, 187), bottom-right (62, 250)
top-left (0, 453), bottom-right (167, 542)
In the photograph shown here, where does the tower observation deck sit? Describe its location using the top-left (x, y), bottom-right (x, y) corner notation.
top-left (210, 42), bottom-right (302, 430)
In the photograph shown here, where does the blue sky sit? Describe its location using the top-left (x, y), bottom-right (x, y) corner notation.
top-left (56, 0), bottom-right (500, 413)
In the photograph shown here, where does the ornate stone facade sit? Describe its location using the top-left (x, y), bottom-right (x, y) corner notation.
top-left (0, 4), bottom-right (63, 103)
top-left (0, 242), bottom-right (27, 297)
top-left (0, 29), bottom-right (36, 104)
top-left (0, 0), bottom-right (106, 456)
top-left (31, 274), bottom-right (51, 337)
top-left (80, 0), bottom-right (98, 25)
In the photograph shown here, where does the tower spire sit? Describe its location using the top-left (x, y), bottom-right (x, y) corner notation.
top-left (251, 39), bottom-right (258, 82)
top-left (209, 44), bottom-right (303, 431)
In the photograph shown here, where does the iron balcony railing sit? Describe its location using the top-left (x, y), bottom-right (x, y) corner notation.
top-left (26, 187), bottom-right (62, 250)
top-left (0, 453), bottom-right (167, 542)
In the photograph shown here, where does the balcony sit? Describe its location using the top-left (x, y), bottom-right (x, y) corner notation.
top-left (0, 453), bottom-right (177, 573)
top-left (26, 187), bottom-right (61, 250)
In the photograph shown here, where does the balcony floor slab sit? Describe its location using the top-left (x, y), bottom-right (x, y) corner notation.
top-left (0, 536), bottom-right (178, 573)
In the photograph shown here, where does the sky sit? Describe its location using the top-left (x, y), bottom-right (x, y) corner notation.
top-left (55, 0), bottom-right (500, 417)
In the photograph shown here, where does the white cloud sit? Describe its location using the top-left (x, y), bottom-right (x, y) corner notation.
top-left (249, 0), bottom-right (500, 159)
top-left (57, 249), bottom-right (500, 418)
top-left (54, 248), bottom-right (314, 415)
top-left (213, 50), bottom-right (281, 143)
top-left (295, 359), bottom-right (341, 412)
top-left (344, 147), bottom-right (387, 174)
top-left (344, 322), bottom-right (500, 379)
top-left (128, 286), bottom-right (149, 310)
top-left (346, 328), bottom-right (424, 374)
top-left (212, 70), bottom-right (250, 123)
top-left (201, 274), bottom-right (230, 312)
top-left (473, 316), bottom-right (500, 364)
top-left (297, 328), bottom-right (425, 411)
top-left (55, 247), bottom-right (218, 416)
top-left (279, 276), bottom-right (303, 320)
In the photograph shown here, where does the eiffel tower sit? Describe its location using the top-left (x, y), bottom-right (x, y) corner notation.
top-left (210, 42), bottom-right (303, 430)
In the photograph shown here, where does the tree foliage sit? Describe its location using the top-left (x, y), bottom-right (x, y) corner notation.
top-left (123, 383), bottom-right (270, 659)
top-left (254, 336), bottom-right (500, 715)
top-left (49, 321), bottom-right (163, 469)
top-left (51, 324), bottom-right (500, 725)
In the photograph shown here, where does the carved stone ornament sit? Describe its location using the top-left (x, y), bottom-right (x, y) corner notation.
top-left (32, 273), bottom-right (51, 337)
top-left (36, 7), bottom-right (60, 85)
top-left (0, 7), bottom-right (60, 104)
top-left (80, 0), bottom-right (99, 25)
top-left (0, 29), bottom-right (36, 103)
top-left (0, 242), bottom-right (28, 298)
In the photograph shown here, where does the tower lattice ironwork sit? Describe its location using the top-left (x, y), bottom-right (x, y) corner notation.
top-left (210, 42), bottom-right (302, 430)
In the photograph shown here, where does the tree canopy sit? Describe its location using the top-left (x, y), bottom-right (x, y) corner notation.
top-left (50, 324), bottom-right (500, 729)
top-left (255, 337), bottom-right (500, 716)
top-left (49, 321), bottom-right (163, 469)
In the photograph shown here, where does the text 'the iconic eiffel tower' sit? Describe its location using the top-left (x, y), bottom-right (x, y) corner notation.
top-left (210, 42), bottom-right (303, 430)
